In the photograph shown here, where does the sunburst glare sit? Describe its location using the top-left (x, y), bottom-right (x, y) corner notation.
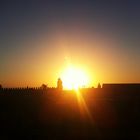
top-left (60, 66), bottom-right (89, 90)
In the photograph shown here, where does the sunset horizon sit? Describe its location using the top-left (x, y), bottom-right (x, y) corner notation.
top-left (1, 1), bottom-right (140, 139)
top-left (0, 1), bottom-right (140, 89)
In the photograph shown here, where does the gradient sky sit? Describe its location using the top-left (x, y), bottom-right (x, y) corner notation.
top-left (0, 0), bottom-right (140, 87)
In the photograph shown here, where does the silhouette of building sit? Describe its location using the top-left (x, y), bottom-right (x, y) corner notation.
top-left (57, 78), bottom-right (63, 90)
top-left (41, 84), bottom-right (47, 90)
top-left (97, 83), bottom-right (101, 88)
top-left (102, 83), bottom-right (140, 92)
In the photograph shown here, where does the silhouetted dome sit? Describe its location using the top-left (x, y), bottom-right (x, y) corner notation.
top-left (41, 84), bottom-right (47, 90)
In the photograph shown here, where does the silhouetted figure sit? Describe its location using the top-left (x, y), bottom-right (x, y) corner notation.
top-left (57, 78), bottom-right (63, 90)
top-left (0, 84), bottom-right (2, 89)
top-left (97, 83), bottom-right (101, 88)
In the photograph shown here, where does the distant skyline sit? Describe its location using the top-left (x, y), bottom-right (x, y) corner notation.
top-left (0, 0), bottom-right (140, 87)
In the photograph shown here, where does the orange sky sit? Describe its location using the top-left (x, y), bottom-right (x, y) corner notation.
top-left (0, 1), bottom-right (140, 88)
top-left (1, 26), bottom-right (140, 88)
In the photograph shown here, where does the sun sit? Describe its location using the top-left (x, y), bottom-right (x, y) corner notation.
top-left (60, 66), bottom-right (89, 90)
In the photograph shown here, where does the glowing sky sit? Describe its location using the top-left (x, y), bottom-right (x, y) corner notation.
top-left (0, 0), bottom-right (140, 87)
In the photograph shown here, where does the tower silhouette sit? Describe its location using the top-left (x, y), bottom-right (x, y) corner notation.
top-left (57, 78), bottom-right (63, 90)
top-left (97, 83), bottom-right (101, 88)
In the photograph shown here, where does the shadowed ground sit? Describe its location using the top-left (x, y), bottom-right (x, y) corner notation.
top-left (0, 89), bottom-right (140, 139)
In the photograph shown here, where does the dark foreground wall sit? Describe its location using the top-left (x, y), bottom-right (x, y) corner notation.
top-left (102, 83), bottom-right (140, 93)
top-left (0, 88), bottom-right (140, 139)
